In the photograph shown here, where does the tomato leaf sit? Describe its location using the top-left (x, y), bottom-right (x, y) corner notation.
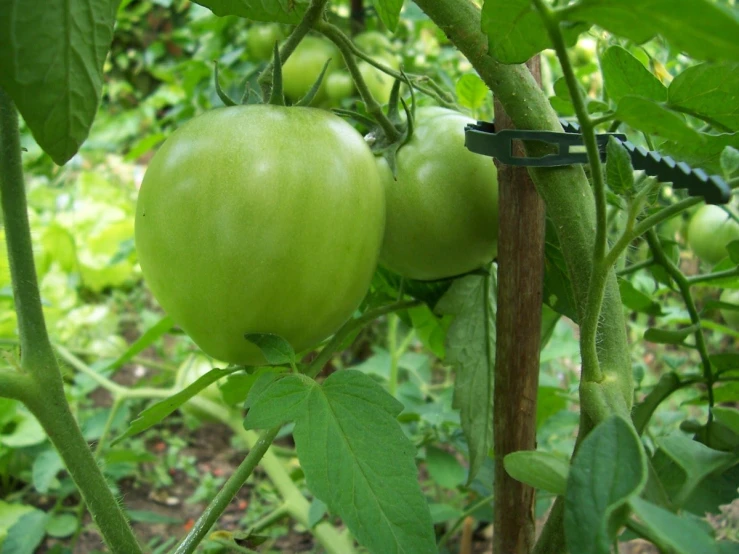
top-left (0, 0), bottom-right (118, 165)
top-left (504, 451), bottom-right (569, 496)
top-left (601, 45), bottom-right (667, 104)
top-left (481, 0), bottom-right (588, 64)
top-left (564, 416), bottom-right (647, 554)
top-left (455, 74), bottom-right (489, 111)
top-left (1, 509), bottom-right (49, 554)
top-left (606, 137), bottom-right (636, 196)
top-left (191, 0), bottom-right (309, 24)
top-left (244, 333), bottom-right (296, 366)
top-left (661, 132), bottom-right (739, 176)
top-left (244, 370), bottom-right (436, 554)
top-left (111, 368), bottom-right (235, 445)
top-left (628, 497), bottom-right (722, 554)
top-left (655, 434), bottom-right (738, 508)
top-left (566, 0), bottom-right (739, 63)
top-left (668, 63), bottom-right (739, 132)
top-left (372, 0), bottom-right (402, 32)
top-left (435, 272), bottom-right (496, 484)
top-left (721, 146), bottom-right (739, 177)
top-left (615, 96), bottom-right (702, 143)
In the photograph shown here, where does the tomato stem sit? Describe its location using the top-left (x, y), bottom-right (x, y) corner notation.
top-left (173, 425), bottom-right (283, 554)
top-left (305, 299), bottom-right (421, 378)
top-left (0, 87), bottom-right (143, 553)
top-left (257, 0), bottom-right (330, 101)
top-left (315, 21), bottom-right (401, 142)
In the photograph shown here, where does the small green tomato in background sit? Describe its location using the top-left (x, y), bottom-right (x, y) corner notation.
top-left (377, 107), bottom-right (499, 281)
top-left (135, 105), bottom-right (385, 365)
top-left (281, 36), bottom-right (342, 104)
top-left (687, 205), bottom-right (739, 265)
top-left (720, 289), bottom-right (739, 328)
top-left (246, 24), bottom-right (283, 61)
top-left (325, 71), bottom-right (355, 103)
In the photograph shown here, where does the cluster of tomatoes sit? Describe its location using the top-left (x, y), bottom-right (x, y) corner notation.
top-left (134, 32), bottom-right (500, 366)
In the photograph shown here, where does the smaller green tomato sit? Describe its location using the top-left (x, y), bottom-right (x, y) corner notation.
top-left (687, 205), bottom-right (739, 265)
top-left (282, 36), bottom-right (342, 104)
top-left (720, 289), bottom-right (739, 328)
top-left (378, 107), bottom-right (499, 281)
top-left (325, 71), bottom-right (355, 103)
top-left (247, 24), bottom-right (283, 61)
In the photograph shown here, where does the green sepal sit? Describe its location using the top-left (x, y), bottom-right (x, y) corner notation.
top-left (268, 43), bottom-right (285, 106)
top-left (295, 58), bottom-right (333, 107)
top-left (213, 61), bottom-right (237, 107)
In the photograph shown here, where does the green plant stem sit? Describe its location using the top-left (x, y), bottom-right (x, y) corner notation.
top-left (245, 503), bottom-right (289, 536)
top-left (687, 266), bottom-right (739, 285)
top-left (176, 398), bottom-right (355, 554)
top-left (174, 425), bottom-right (283, 554)
top-left (305, 299), bottom-right (420, 378)
top-left (314, 20), bottom-right (400, 141)
top-left (0, 87), bottom-right (143, 554)
top-left (257, 0), bottom-right (330, 99)
top-left (535, 0), bottom-right (614, 388)
top-left (617, 258), bottom-right (655, 277)
top-left (0, 89), bottom-right (56, 375)
top-left (645, 230), bottom-right (715, 412)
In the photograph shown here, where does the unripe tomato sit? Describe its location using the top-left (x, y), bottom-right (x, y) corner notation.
top-left (282, 36), bottom-right (342, 104)
top-left (136, 105), bottom-right (385, 365)
top-left (720, 289), bottom-right (739, 328)
top-left (687, 205), bottom-right (739, 265)
top-left (325, 71), bottom-right (355, 103)
top-left (246, 24), bottom-right (283, 61)
top-left (377, 107), bottom-right (499, 281)
top-left (175, 355), bottom-right (225, 421)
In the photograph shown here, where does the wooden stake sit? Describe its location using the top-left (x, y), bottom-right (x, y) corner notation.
top-left (492, 56), bottom-right (545, 554)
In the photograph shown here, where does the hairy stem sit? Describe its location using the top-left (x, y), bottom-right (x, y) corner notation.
top-left (0, 87), bottom-right (142, 554)
top-left (645, 230), bottom-right (715, 412)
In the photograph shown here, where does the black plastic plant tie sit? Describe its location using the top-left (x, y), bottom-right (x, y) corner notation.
top-left (465, 120), bottom-right (624, 168)
top-left (465, 119), bottom-right (730, 204)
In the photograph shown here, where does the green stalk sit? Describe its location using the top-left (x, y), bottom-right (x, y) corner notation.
top-left (174, 425), bottom-right (283, 554)
top-left (411, 0), bottom-right (632, 412)
top-left (314, 20), bottom-right (400, 141)
top-left (305, 299), bottom-right (420, 378)
top-left (645, 230), bottom-right (715, 411)
top-left (0, 88), bottom-right (142, 554)
top-left (257, 0), bottom-right (330, 99)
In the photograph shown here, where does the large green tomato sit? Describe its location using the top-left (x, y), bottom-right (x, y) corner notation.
top-left (687, 205), bottom-right (739, 265)
top-left (246, 24), bottom-right (283, 61)
top-left (378, 107), bottom-right (499, 281)
top-left (135, 105), bottom-right (385, 365)
top-left (282, 37), bottom-right (342, 104)
top-left (720, 289), bottom-right (739, 328)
